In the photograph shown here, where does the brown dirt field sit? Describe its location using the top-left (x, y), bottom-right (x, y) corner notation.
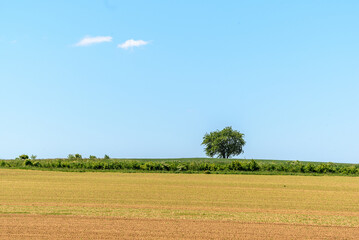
top-left (1, 214), bottom-right (359, 240)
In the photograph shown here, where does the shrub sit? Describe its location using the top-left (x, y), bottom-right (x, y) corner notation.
top-left (104, 155), bottom-right (110, 160)
top-left (229, 161), bottom-right (243, 171)
top-left (177, 164), bottom-right (188, 171)
top-left (304, 163), bottom-right (315, 173)
top-left (248, 160), bottom-right (260, 171)
top-left (161, 163), bottom-right (171, 171)
top-left (89, 155), bottom-right (97, 159)
top-left (1, 157), bottom-right (359, 176)
top-left (91, 161), bottom-right (104, 169)
top-left (127, 161), bottom-right (141, 169)
top-left (68, 154), bottom-right (82, 160)
top-left (19, 154), bottom-right (29, 160)
top-left (33, 161), bottom-right (41, 167)
top-left (344, 166), bottom-right (358, 174)
top-left (262, 163), bottom-right (276, 171)
top-left (23, 159), bottom-right (33, 166)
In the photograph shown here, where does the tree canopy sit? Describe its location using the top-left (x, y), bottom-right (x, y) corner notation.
top-left (202, 126), bottom-right (245, 159)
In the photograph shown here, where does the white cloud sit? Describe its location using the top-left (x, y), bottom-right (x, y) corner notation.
top-left (117, 39), bottom-right (148, 49)
top-left (75, 36), bottom-right (112, 46)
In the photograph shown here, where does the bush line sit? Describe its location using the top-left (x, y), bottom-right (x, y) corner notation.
top-left (1, 159), bottom-right (359, 175)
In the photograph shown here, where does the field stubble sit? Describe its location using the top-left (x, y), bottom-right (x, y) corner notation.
top-left (1, 169), bottom-right (359, 239)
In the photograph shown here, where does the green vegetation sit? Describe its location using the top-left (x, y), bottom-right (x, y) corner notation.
top-left (0, 158), bottom-right (358, 176)
top-left (18, 154), bottom-right (29, 160)
top-left (202, 126), bottom-right (245, 158)
top-left (68, 154), bottom-right (82, 160)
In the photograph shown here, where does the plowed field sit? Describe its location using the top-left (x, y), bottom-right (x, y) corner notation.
top-left (1, 169), bottom-right (359, 239)
top-left (2, 214), bottom-right (359, 239)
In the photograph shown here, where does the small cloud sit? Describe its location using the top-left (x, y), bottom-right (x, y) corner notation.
top-left (75, 36), bottom-right (112, 46)
top-left (117, 39), bottom-right (148, 49)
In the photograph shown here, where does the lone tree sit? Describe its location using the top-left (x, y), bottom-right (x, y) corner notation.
top-left (202, 126), bottom-right (245, 159)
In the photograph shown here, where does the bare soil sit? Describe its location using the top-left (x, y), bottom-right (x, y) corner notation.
top-left (1, 214), bottom-right (358, 240)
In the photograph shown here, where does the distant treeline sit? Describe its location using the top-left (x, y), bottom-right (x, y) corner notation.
top-left (1, 158), bottom-right (359, 175)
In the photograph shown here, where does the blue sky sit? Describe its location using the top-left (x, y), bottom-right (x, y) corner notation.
top-left (1, 1), bottom-right (358, 162)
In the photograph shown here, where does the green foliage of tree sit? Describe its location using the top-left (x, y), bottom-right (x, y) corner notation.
top-left (89, 155), bottom-right (97, 159)
top-left (19, 154), bottom-right (29, 160)
top-left (68, 154), bottom-right (82, 160)
top-left (202, 126), bottom-right (245, 159)
top-left (104, 154), bottom-right (110, 160)
top-left (23, 159), bottom-right (32, 166)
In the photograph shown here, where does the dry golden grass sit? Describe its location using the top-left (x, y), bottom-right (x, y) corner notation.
top-left (1, 169), bottom-right (359, 238)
